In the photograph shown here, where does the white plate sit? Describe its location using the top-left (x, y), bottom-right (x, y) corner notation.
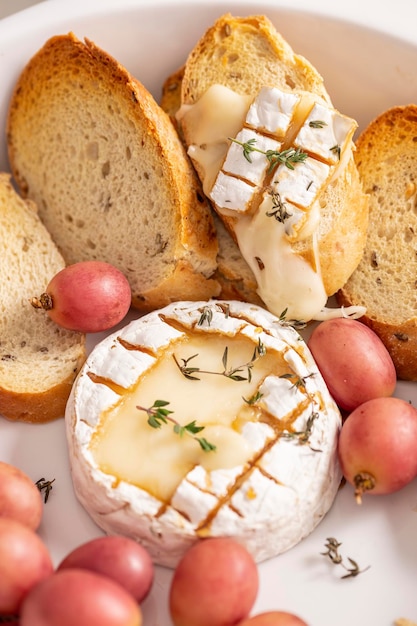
top-left (1, 2), bottom-right (417, 625)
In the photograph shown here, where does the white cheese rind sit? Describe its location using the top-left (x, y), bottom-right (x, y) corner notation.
top-left (294, 101), bottom-right (357, 164)
top-left (210, 170), bottom-right (256, 213)
top-left (271, 158), bottom-right (331, 209)
top-left (245, 86), bottom-right (300, 137)
top-left (222, 128), bottom-right (281, 185)
top-left (65, 300), bottom-right (342, 568)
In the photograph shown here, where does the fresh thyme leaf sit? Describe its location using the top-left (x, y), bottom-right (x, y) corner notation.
top-left (173, 353), bottom-right (201, 380)
top-left (309, 120), bottom-right (327, 128)
top-left (229, 137), bottom-right (308, 173)
top-left (280, 372), bottom-right (315, 390)
top-left (321, 537), bottom-right (370, 579)
top-left (35, 477), bottom-right (55, 503)
top-left (173, 339), bottom-right (266, 383)
top-left (279, 308), bottom-right (288, 321)
top-left (222, 346), bottom-right (229, 370)
top-left (266, 189), bottom-right (293, 223)
top-left (137, 401), bottom-right (216, 452)
top-left (330, 144), bottom-right (341, 160)
top-left (243, 390), bottom-right (263, 405)
top-left (266, 146), bottom-right (308, 172)
top-left (183, 420), bottom-right (205, 435)
top-left (198, 438), bottom-right (217, 452)
top-left (277, 308), bottom-right (307, 330)
top-left (281, 409), bottom-right (321, 450)
top-left (197, 306), bottom-right (213, 327)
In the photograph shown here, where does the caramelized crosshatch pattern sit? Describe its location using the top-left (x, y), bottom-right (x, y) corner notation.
top-left (66, 301), bottom-right (342, 568)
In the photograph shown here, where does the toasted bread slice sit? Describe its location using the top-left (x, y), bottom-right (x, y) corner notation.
top-left (176, 14), bottom-right (369, 322)
top-left (0, 173), bottom-right (86, 423)
top-left (7, 33), bottom-right (220, 313)
top-left (337, 105), bottom-right (417, 380)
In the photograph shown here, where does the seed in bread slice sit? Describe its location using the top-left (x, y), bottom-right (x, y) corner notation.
top-left (0, 173), bottom-right (86, 423)
top-left (337, 105), bottom-right (417, 381)
top-left (7, 33), bottom-right (220, 313)
top-left (176, 14), bottom-right (369, 322)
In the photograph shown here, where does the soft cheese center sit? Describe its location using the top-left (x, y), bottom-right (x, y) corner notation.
top-left (90, 332), bottom-right (284, 502)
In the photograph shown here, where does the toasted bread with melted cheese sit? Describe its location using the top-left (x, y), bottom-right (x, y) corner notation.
top-left (168, 13), bottom-right (369, 321)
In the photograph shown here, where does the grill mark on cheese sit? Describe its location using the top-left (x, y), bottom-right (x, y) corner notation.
top-left (117, 337), bottom-right (157, 357)
top-left (67, 301), bottom-right (343, 566)
top-left (187, 396), bottom-right (317, 534)
top-left (195, 435), bottom-right (281, 534)
top-left (87, 371), bottom-right (126, 395)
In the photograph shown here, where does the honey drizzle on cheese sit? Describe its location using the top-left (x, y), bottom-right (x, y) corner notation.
top-left (88, 319), bottom-right (321, 506)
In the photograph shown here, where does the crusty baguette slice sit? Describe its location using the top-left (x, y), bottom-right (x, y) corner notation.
top-left (177, 13), bottom-right (369, 321)
top-left (7, 33), bottom-right (220, 313)
top-left (337, 105), bottom-right (417, 381)
top-left (0, 173), bottom-right (86, 423)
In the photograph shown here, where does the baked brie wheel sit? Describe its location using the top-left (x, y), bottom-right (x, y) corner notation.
top-left (65, 300), bottom-right (342, 567)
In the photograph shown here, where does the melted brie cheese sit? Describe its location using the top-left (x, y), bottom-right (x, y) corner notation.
top-left (66, 301), bottom-right (342, 567)
top-left (234, 196), bottom-right (328, 321)
top-left (180, 85), bottom-right (358, 323)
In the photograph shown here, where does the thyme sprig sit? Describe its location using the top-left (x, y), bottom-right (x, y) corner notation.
top-left (137, 400), bottom-right (216, 452)
top-left (196, 303), bottom-right (230, 327)
top-left (197, 305), bottom-right (213, 327)
top-left (243, 390), bottom-right (264, 405)
top-left (280, 372), bottom-right (315, 391)
top-left (277, 308), bottom-right (307, 330)
top-left (281, 409), bottom-right (321, 451)
top-left (266, 189), bottom-right (293, 223)
top-left (229, 137), bottom-right (308, 172)
top-left (35, 477), bottom-right (55, 503)
top-left (321, 537), bottom-right (370, 579)
top-left (173, 339), bottom-right (266, 383)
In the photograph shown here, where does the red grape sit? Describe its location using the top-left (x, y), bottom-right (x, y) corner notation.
top-left (308, 317), bottom-right (396, 411)
top-left (0, 518), bottom-right (53, 614)
top-left (169, 537), bottom-right (259, 626)
top-left (0, 462), bottom-right (43, 530)
top-left (20, 568), bottom-right (142, 626)
top-left (31, 260), bottom-right (131, 333)
top-left (58, 535), bottom-right (154, 603)
top-left (238, 611), bottom-right (308, 626)
top-left (338, 396), bottom-right (417, 502)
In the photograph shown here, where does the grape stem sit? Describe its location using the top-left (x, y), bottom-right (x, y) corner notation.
top-left (30, 292), bottom-right (53, 311)
top-left (353, 472), bottom-right (376, 505)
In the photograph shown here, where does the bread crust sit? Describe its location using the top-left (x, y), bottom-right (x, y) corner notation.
top-left (0, 379), bottom-right (84, 424)
top-left (7, 33), bottom-right (220, 313)
top-left (337, 105), bottom-right (417, 380)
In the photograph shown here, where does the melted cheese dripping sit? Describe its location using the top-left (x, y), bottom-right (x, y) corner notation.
top-left (234, 195), bottom-right (328, 321)
top-left (179, 84), bottom-right (358, 323)
top-left (90, 332), bottom-right (285, 502)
